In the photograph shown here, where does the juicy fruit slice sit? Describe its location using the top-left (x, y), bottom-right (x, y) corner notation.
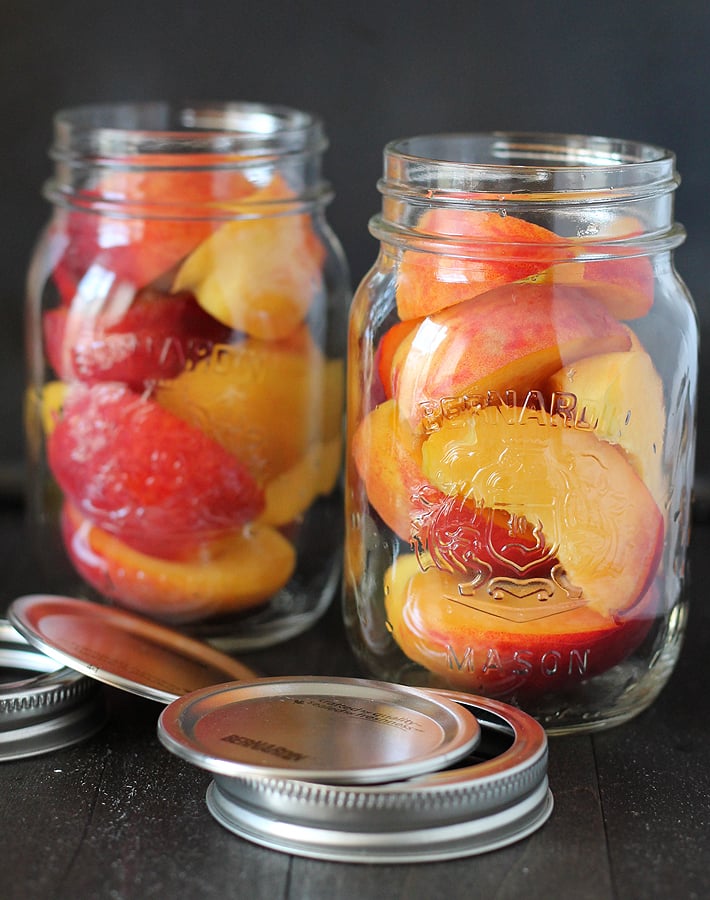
top-left (543, 216), bottom-right (655, 320)
top-left (411, 492), bottom-right (557, 581)
top-left (172, 176), bottom-right (326, 340)
top-left (392, 282), bottom-right (632, 431)
top-left (62, 502), bottom-right (295, 624)
top-left (43, 288), bottom-right (230, 387)
top-left (351, 399), bottom-right (432, 541)
top-left (545, 255), bottom-right (654, 320)
top-left (47, 383), bottom-right (264, 558)
top-left (546, 329), bottom-right (666, 508)
top-left (375, 318), bottom-right (421, 399)
top-left (384, 554), bottom-right (658, 697)
top-left (258, 437), bottom-right (342, 527)
top-left (395, 209), bottom-right (568, 320)
top-left (351, 400), bottom-right (557, 580)
top-left (421, 406), bottom-right (663, 616)
top-left (50, 163), bottom-right (256, 304)
top-left (98, 155), bottom-right (256, 209)
top-left (156, 332), bottom-right (343, 484)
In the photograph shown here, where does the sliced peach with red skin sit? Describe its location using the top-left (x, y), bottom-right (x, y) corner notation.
top-left (392, 281), bottom-right (632, 431)
top-left (50, 162), bottom-right (256, 304)
top-left (43, 287), bottom-right (230, 388)
top-left (351, 399), bottom-right (559, 578)
top-left (421, 406), bottom-right (664, 616)
top-left (541, 216), bottom-right (654, 320)
top-left (385, 553), bottom-right (658, 698)
top-left (395, 208), bottom-right (570, 320)
top-left (62, 502), bottom-right (296, 624)
top-left (47, 383), bottom-right (264, 559)
top-left (375, 318), bottom-right (422, 399)
top-left (351, 399), bottom-right (431, 541)
top-left (172, 174), bottom-right (326, 340)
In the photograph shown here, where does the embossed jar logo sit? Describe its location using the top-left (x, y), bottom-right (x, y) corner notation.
top-left (412, 403), bottom-right (588, 623)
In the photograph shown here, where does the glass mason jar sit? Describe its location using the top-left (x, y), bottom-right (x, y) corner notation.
top-left (344, 132), bottom-right (698, 733)
top-left (25, 101), bottom-right (349, 651)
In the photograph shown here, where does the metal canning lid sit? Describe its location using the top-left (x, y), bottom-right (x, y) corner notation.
top-left (8, 595), bottom-right (257, 704)
top-left (157, 676), bottom-right (481, 785)
top-left (173, 686), bottom-right (552, 863)
top-left (0, 619), bottom-right (106, 760)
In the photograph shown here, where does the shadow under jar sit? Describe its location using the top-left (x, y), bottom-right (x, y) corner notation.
top-left (344, 132), bottom-right (698, 734)
top-left (25, 101), bottom-right (350, 651)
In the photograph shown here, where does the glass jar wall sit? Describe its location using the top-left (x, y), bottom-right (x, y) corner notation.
top-left (25, 101), bottom-right (349, 651)
top-left (344, 132), bottom-right (697, 733)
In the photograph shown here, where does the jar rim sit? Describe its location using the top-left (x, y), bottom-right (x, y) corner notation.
top-left (380, 131), bottom-right (678, 201)
top-left (51, 101), bottom-right (327, 161)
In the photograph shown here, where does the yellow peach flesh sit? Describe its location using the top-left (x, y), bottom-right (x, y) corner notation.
top-left (420, 406), bottom-right (663, 617)
top-left (156, 335), bottom-right (343, 484)
top-left (172, 177), bottom-right (325, 340)
top-left (64, 503), bottom-right (296, 623)
top-left (546, 329), bottom-right (666, 509)
top-left (258, 436), bottom-right (342, 526)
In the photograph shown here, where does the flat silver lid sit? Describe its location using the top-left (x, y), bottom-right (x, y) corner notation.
top-left (172, 687), bottom-right (552, 863)
top-left (8, 594), bottom-right (257, 704)
top-left (0, 619), bottom-right (106, 760)
top-left (158, 676), bottom-right (482, 784)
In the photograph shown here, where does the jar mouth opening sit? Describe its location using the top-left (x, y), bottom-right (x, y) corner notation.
top-left (51, 101), bottom-right (327, 161)
top-left (381, 132), bottom-right (678, 201)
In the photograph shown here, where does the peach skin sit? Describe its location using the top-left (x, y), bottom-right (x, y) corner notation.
top-left (351, 398), bottom-right (432, 541)
top-left (538, 216), bottom-right (654, 320)
top-left (385, 553), bottom-right (658, 698)
top-left (392, 281), bottom-right (632, 431)
top-left (62, 502), bottom-right (296, 624)
top-left (395, 208), bottom-right (569, 320)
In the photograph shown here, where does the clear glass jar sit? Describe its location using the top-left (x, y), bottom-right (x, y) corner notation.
top-left (25, 101), bottom-right (349, 651)
top-left (344, 132), bottom-right (698, 733)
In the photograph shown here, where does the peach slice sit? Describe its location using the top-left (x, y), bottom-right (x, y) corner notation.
top-left (172, 175), bottom-right (326, 340)
top-left (156, 330), bottom-right (343, 484)
top-left (50, 163), bottom-right (256, 305)
top-left (375, 318), bottom-right (421, 399)
top-left (395, 208), bottom-right (569, 320)
top-left (62, 502), bottom-right (296, 624)
top-left (393, 281), bottom-right (632, 431)
top-left (351, 399), bottom-right (557, 578)
top-left (421, 405), bottom-right (664, 617)
top-left (351, 399), bottom-right (432, 541)
top-left (538, 216), bottom-right (654, 320)
top-left (384, 553), bottom-right (658, 697)
top-left (546, 328), bottom-right (666, 508)
top-left (258, 436), bottom-right (342, 526)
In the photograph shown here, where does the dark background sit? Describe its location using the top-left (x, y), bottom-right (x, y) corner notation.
top-left (1, 0), bottom-right (708, 478)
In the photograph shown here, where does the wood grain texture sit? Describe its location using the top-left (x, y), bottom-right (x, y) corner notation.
top-left (0, 507), bottom-right (708, 899)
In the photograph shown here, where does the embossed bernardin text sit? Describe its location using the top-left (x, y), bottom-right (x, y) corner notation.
top-left (446, 645), bottom-right (591, 678)
top-left (419, 389), bottom-right (599, 434)
top-left (221, 733), bottom-right (308, 762)
top-left (290, 697), bottom-right (424, 732)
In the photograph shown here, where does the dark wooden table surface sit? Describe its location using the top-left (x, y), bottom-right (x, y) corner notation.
top-left (0, 493), bottom-right (708, 900)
